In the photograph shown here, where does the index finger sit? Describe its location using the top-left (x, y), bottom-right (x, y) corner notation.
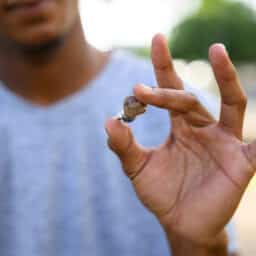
top-left (151, 34), bottom-right (183, 90)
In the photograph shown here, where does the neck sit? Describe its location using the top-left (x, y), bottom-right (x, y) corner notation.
top-left (0, 18), bottom-right (110, 106)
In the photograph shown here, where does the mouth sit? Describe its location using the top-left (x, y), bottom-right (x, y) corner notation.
top-left (5, 0), bottom-right (42, 10)
top-left (4, 0), bottom-right (53, 15)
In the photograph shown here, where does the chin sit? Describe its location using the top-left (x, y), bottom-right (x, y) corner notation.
top-left (19, 22), bottom-right (61, 43)
top-left (10, 22), bottom-right (70, 53)
top-left (0, 10), bottom-right (79, 53)
top-left (20, 35), bottom-right (64, 53)
top-left (14, 15), bottom-right (78, 52)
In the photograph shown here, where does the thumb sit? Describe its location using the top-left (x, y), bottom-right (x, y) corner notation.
top-left (105, 118), bottom-right (149, 180)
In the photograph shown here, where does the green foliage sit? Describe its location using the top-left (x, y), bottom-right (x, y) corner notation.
top-left (170, 0), bottom-right (256, 62)
top-left (199, 0), bottom-right (228, 15)
top-left (129, 47), bottom-right (151, 59)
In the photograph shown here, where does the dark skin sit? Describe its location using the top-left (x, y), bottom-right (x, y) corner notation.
top-left (0, 0), bottom-right (241, 255)
top-left (106, 35), bottom-right (250, 256)
top-left (0, 0), bottom-right (109, 105)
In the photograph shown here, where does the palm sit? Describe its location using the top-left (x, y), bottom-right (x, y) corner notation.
top-left (106, 34), bottom-right (256, 244)
top-left (133, 117), bottom-right (252, 242)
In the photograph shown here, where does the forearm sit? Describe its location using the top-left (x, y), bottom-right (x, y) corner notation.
top-left (165, 229), bottom-right (229, 256)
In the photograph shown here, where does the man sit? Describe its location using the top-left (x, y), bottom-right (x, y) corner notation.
top-left (0, 0), bottom-right (240, 255)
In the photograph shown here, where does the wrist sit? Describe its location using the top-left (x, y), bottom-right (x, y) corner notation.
top-left (164, 228), bottom-right (228, 256)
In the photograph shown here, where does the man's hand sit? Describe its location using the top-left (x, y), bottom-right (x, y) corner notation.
top-left (105, 34), bottom-right (253, 254)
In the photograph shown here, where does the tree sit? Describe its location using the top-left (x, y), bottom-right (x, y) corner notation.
top-left (169, 0), bottom-right (256, 62)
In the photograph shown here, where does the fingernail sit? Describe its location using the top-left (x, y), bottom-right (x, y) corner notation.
top-left (216, 43), bottom-right (228, 56)
top-left (105, 121), bottom-right (111, 136)
top-left (105, 117), bottom-right (116, 133)
top-left (216, 43), bottom-right (226, 50)
top-left (139, 84), bottom-right (154, 94)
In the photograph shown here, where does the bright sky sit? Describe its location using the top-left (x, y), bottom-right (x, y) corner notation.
top-left (80, 0), bottom-right (256, 50)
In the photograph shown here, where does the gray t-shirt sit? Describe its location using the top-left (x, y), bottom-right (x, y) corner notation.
top-left (0, 50), bottom-right (237, 255)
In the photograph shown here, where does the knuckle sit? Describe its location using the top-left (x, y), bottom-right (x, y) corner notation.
top-left (155, 60), bottom-right (172, 72)
top-left (238, 94), bottom-right (247, 107)
top-left (157, 89), bottom-right (171, 106)
top-left (187, 92), bottom-right (199, 108)
top-left (242, 144), bottom-right (256, 175)
top-left (230, 92), bottom-right (247, 108)
top-left (158, 88), bottom-right (169, 98)
top-left (222, 71), bottom-right (237, 84)
top-left (218, 64), bottom-right (238, 84)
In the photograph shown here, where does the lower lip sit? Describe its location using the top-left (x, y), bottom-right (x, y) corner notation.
top-left (7, 0), bottom-right (54, 17)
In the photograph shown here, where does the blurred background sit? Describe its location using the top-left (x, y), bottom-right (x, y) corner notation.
top-left (81, 0), bottom-right (256, 255)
